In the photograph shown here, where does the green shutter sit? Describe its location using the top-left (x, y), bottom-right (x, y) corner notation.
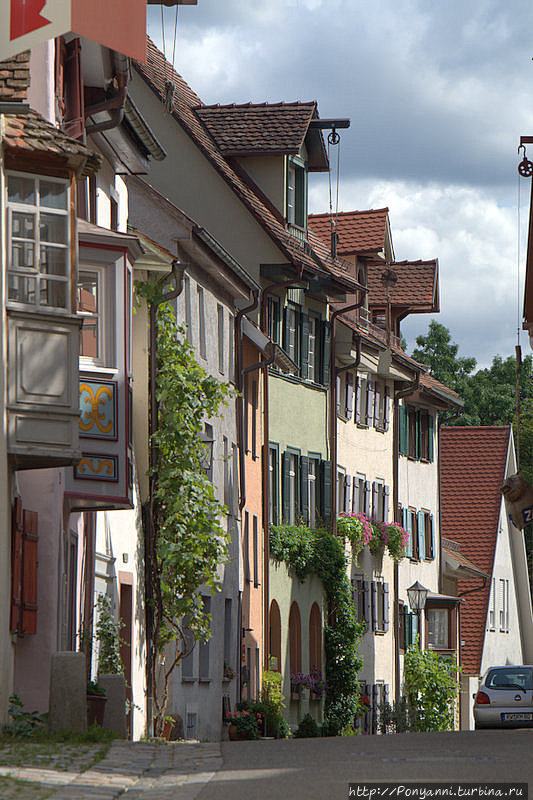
top-left (300, 314), bottom-right (309, 379)
top-left (282, 451), bottom-right (291, 523)
top-left (320, 460), bottom-right (332, 523)
top-left (415, 410), bottom-right (421, 460)
top-left (429, 514), bottom-right (435, 559)
top-left (428, 413), bottom-right (434, 462)
top-left (418, 510), bottom-right (425, 560)
top-left (399, 406), bottom-right (408, 456)
top-left (405, 607), bottom-right (411, 649)
top-left (300, 455), bottom-right (309, 524)
top-left (321, 321), bottom-right (331, 386)
top-left (282, 306), bottom-right (289, 354)
top-left (405, 508), bottom-right (413, 558)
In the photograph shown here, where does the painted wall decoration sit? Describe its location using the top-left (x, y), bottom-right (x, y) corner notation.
top-left (79, 380), bottom-right (117, 440)
top-left (74, 454), bottom-right (118, 482)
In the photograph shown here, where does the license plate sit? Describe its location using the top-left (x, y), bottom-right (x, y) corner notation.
top-left (502, 713), bottom-right (533, 721)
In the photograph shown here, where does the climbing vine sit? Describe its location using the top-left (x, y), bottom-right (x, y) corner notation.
top-left (270, 524), bottom-right (364, 735)
top-left (136, 281), bottom-right (234, 735)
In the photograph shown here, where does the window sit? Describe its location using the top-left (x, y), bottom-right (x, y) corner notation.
top-left (268, 296), bottom-right (281, 345)
top-left (406, 508), bottom-right (419, 559)
top-left (180, 618), bottom-right (195, 678)
top-left (337, 469), bottom-right (346, 514)
top-left (289, 602), bottom-right (302, 675)
top-left (500, 579), bottom-right (509, 632)
top-left (284, 305), bottom-right (298, 373)
top-left (77, 270), bottom-right (101, 360)
top-left (309, 603), bottom-right (322, 673)
top-left (399, 601), bottom-right (405, 651)
top-left (372, 581), bottom-right (389, 634)
top-left (198, 286), bottom-right (206, 359)
top-left (286, 158), bottom-right (306, 228)
top-left (353, 475), bottom-right (367, 516)
top-left (203, 423), bottom-right (213, 483)
top-left (424, 512), bottom-right (434, 559)
top-left (372, 482), bottom-right (389, 522)
top-left (353, 577), bottom-right (368, 627)
top-left (217, 304), bottom-right (224, 374)
top-left (228, 314), bottom-right (234, 382)
top-left (356, 377), bottom-right (373, 426)
top-left (408, 407), bottom-right (417, 459)
top-left (489, 578), bottom-right (496, 630)
top-left (224, 599), bottom-right (232, 667)
top-left (308, 456), bottom-right (319, 528)
top-left (268, 445), bottom-right (279, 525)
top-left (269, 600), bottom-right (281, 672)
top-left (223, 437), bottom-right (229, 505)
top-left (110, 195), bottom-right (118, 231)
top-left (427, 607), bottom-right (450, 650)
top-left (251, 380), bottom-right (258, 459)
top-left (199, 595), bottom-right (210, 679)
top-left (253, 515), bottom-right (259, 588)
top-left (282, 450), bottom-right (300, 525)
top-left (403, 606), bottom-right (419, 649)
top-left (7, 173), bottom-right (70, 310)
top-left (399, 405), bottom-right (434, 461)
top-left (308, 316), bottom-right (317, 382)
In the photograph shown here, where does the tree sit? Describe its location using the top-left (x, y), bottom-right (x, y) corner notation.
top-left (136, 283), bottom-right (234, 736)
top-left (412, 321), bottom-right (476, 396)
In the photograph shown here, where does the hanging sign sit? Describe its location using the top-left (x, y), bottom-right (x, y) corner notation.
top-left (1, 0), bottom-right (147, 63)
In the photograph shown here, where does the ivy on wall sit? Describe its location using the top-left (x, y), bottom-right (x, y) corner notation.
top-left (270, 524), bottom-right (364, 735)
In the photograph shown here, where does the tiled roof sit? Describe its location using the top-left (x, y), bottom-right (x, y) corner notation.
top-left (3, 110), bottom-right (101, 177)
top-left (0, 51), bottom-right (30, 101)
top-left (419, 371), bottom-right (462, 404)
top-left (194, 102), bottom-right (316, 156)
top-left (440, 426), bottom-right (511, 674)
top-left (367, 259), bottom-right (439, 312)
top-left (442, 538), bottom-right (489, 579)
top-left (308, 209), bottom-right (389, 254)
top-left (134, 38), bottom-right (360, 293)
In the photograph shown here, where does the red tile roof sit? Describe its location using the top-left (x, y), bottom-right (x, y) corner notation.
top-left (367, 258), bottom-right (439, 312)
top-left (440, 426), bottom-right (511, 674)
top-left (3, 110), bottom-right (101, 177)
top-left (0, 51), bottom-right (30, 101)
top-left (308, 209), bottom-right (389, 255)
top-left (419, 371), bottom-right (461, 404)
top-left (195, 102), bottom-right (316, 155)
top-left (135, 38), bottom-right (360, 293)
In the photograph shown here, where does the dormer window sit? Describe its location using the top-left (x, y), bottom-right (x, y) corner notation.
top-left (286, 157), bottom-right (307, 229)
top-left (7, 172), bottom-right (70, 311)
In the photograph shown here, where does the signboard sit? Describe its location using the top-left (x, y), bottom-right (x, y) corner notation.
top-left (1, 0), bottom-right (147, 62)
top-left (522, 506), bottom-right (533, 526)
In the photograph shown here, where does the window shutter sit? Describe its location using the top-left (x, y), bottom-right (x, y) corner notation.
top-left (384, 386), bottom-right (391, 431)
top-left (428, 413), bottom-right (434, 462)
top-left (405, 509), bottom-right (413, 558)
top-left (404, 607), bottom-right (411, 648)
top-left (300, 455), bottom-right (309, 524)
top-left (355, 377), bottom-right (362, 423)
top-left (10, 498), bottom-right (23, 634)
top-left (300, 314), bottom-right (309, 379)
top-left (365, 380), bottom-right (374, 425)
top-left (346, 372), bottom-right (354, 420)
top-left (373, 382), bottom-right (381, 428)
top-left (244, 513), bottom-right (250, 582)
top-left (352, 477), bottom-right (360, 514)
top-left (21, 510), bottom-right (38, 635)
top-left (415, 410), bottom-right (421, 459)
top-left (295, 165), bottom-right (305, 226)
top-left (384, 485), bottom-right (390, 522)
top-left (344, 474), bottom-right (352, 513)
top-left (364, 480), bottom-right (371, 516)
top-left (412, 612), bottom-right (419, 645)
top-left (63, 38), bottom-right (85, 139)
top-left (429, 514), bottom-right (435, 559)
top-left (320, 460), bottom-right (332, 522)
top-left (336, 374), bottom-right (342, 416)
top-left (282, 451), bottom-right (291, 523)
top-left (363, 581), bottom-right (371, 626)
top-left (321, 321), bottom-right (330, 386)
top-left (418, 511), bottom-right (425, 560)
top-left (372, 481), bottom-right (378, 519)
top-left (383, 583), bottom-right (390, 632)
top-left (399, 405), bottom-right (407, 455)
top-left (371, 581), bottom-right (377, 632)
top-left (282, 307), bottom-right (289, 354)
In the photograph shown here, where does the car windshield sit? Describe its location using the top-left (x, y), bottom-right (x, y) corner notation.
top-left (486, 668), bottom-right (533, 690)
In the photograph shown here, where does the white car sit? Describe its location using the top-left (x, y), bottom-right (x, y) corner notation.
top-left (474, 665), bottom-right (533, 729)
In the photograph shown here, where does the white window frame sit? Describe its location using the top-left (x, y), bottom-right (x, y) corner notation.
top-left (289, 453), bottom-right (298, 525)
top-left (77, 261), bottom-right (115, 369)
top-left (489, 578), bottom-right (496, 630)
top-left (308, 316), bottom-right (317, 383)
top-left (6, 171), bottom-right (71, 312)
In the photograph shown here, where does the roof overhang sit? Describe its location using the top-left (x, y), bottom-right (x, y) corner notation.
top-left (78, 219), bottom-right (144, 261)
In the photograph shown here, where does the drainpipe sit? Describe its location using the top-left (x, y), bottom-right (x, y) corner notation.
top-left (234, 291), bottom-right (259, 512)
top-left (146, 261), bottom-right (185, 738)
top-left (259, 267), bottom-right (305, 670)
top-left (329, 300), bottom-right (365, 536)
top-left (393, 372), bottom-right (420, 701)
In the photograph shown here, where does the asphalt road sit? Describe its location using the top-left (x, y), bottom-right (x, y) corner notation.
top-left (197, 731), bottom-right (533, 800)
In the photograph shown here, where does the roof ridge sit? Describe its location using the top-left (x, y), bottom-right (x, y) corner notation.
top-left (393, 258), bottom-right (437, 266)
top-left (195, 101), bottom-right (317, 111)
top-left (441, 425), bottom-right (511, 432)
top-left (309, 207), bottom-right (389, 218)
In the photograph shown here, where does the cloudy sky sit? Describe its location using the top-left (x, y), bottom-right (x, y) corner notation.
top-left (147, 0), bottom-right (533, 368)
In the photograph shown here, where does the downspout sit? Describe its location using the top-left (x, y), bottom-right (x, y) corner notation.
top-left (146, 261), bottom-right (185, 738)
top-left (259, 267), bottom-right (304, 670)
top-left (393, 371), bottom-right (420, 702)
top-left (235, 291), bottom-right (259, 512)
top-left (329, 300), bottom-right (365, 536)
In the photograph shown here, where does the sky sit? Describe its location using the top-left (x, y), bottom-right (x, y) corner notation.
top-left (147, 0), bottom-right (533, 369)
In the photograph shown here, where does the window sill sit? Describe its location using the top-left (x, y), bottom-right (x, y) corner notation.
top-left (79, 363), bottom-right (119, 376)
top-left (374, 630), bottom-right (386, 636)
top-left (181, 677), bottom-right (196, 683)
top-left (356, 423), bottom-right (369, 430)
top-left (198, 678), bottom-right (211, 684)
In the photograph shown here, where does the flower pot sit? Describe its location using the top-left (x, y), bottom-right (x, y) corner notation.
top-left (228, 724), bottom-right (238, 741)
top-left (87, 694), bottom-right (106, 727)
top-left (162, 719), bottom-right (173, 740)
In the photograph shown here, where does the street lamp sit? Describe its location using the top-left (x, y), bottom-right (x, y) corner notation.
top-left (407, 581), bottom-right (428, 613)
top-left (198, 431), bottom-right (214, 475)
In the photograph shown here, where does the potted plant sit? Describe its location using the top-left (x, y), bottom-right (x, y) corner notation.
top-left (223, 661), bottom-right (235, 681)
top-left (337, 513), bottom-right (373, 563)
top-left (307, 667), bottom-right (328, 700)
top-left (290, 672), bottom-right (307, 701)
top-left (87, 680), bottom-right (107, 726)
top-left (225, 709), bottom-right (261, 740)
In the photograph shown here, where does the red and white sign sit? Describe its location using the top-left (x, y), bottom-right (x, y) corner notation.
top-left (1, 0), bottom-right (147, 62)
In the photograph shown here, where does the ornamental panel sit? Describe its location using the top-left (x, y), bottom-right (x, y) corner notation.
top-left (74, 454), bottom-right (119, 482)
top-left (79, 380), bottom-right (117, 440)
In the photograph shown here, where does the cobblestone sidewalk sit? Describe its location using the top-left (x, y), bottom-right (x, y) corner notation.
top-left (0, 740), bottom-right (222, 800)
